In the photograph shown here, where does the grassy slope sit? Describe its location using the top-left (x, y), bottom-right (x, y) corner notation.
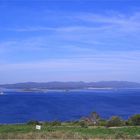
top-left (0, 124), bottom-right (140, 139)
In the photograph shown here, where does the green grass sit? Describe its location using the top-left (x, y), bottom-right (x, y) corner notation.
top-left (0, 124), bottom-right (140, 139)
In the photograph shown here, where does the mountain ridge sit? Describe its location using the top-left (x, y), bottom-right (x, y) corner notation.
top-left (1, 81), bottom-right (140, 89)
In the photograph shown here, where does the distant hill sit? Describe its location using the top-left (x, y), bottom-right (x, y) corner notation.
top-left (0, 81), bottom-right (140, 89)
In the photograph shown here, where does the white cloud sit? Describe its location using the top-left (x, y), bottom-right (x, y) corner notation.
top-left (0, 11), bottom-right (140, 83)
top-left (3, 11), bottom-right (140, 33)
top-left (1, 11), bottom-right (140, 53)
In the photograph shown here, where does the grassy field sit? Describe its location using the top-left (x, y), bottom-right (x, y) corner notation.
top-left (0, 124), bottom-right (140, 139)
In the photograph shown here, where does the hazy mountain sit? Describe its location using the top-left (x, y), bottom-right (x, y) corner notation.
top-left (0, 81), bottom-right (140, 89)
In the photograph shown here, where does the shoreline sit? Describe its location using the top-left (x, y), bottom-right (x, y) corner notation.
top-left (3, 87), bottom-right (140, 93)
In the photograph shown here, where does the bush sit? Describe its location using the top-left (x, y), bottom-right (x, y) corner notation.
top-left (106, 116), bottom-right (124, 127)
top-left (44, 121), bottom-right (50, 126)
top-left (50, 121), bottom-right (61, 126)
top-left (128, 114), bottom-right (140, 125)
top-left (27, 120), bottom-right (40, 125)
top-left (79, 121), bottom-right (88, 128)
top-left (99, 119), bottom-right (107, 126)
top-left (70, 121), bottom-right (80, 126)
top-left (125, 120), bottom-right (131, 126)
top-left (44, 121), bottom-right (61, 126)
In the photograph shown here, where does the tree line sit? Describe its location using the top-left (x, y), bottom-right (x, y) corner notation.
top-left (27, 112), bottom-right (140, 128)
top-left (80, 112), bottom-right (140, 127)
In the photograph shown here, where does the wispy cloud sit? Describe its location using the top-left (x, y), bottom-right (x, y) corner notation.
top-left (3, 11), bottom-right (140, 33)
top-left (1, 8), bottom-right (140, 83)
top-left (1, 11), bottom-right (140, 50)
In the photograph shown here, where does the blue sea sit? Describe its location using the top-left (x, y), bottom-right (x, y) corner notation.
top-left (0, 89), bottom-right (140, 124)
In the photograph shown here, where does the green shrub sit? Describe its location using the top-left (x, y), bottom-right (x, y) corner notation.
top-left (79, 121), bottom-right (88, 128)
top-left (27, 120), bottom-right (40, 125)
top-left (50, 121), bottom-right (61, 126)
top-left (44, 121), bottom-right (61, 126)
top-left (44, 121), bottom-right (50, 126)
top-left (99, 119), bottom-right (107, 126)
top-left (106, 116), bottom-right (124, 127)
top-left (125, 120), bottom-right (131, 126)
top-left (128, 114), bottom-right (140, 125)
top-left (70, 121), bottom-right (80, 126)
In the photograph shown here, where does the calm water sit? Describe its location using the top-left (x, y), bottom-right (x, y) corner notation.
top-left (0, 89), bottom-right (140, 124)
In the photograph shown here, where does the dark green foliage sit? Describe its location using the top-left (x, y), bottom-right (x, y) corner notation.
top-left (44, 121), bottom-right (50, 126)
top-left (125, 120), bottom-right (131, 126)
top-left (50, 121), bottom-right (61, 126)
top-left (106, 116), bottom-right (124, 127)
top-left (68, 121), bottom-right (81, 126)
top-left (79, 121), bottom-right (88, 128)
top-left (44, 121), bottom-right (61, 126)
top-left (27, 120), bottom-right (40, 125)
top-left (128, 114), bottom-right (140, 125)
top-left (99, 119), bottom-right (107, 126)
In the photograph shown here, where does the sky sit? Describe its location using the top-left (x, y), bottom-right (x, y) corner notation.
top-left (0, 0), bottom-right (140, 84)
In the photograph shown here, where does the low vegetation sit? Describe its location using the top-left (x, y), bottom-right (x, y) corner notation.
top-left (1, 112), bottom-right (140, 139)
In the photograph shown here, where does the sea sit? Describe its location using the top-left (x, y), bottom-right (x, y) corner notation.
top-left (0, 88), bottom-right (140, 124)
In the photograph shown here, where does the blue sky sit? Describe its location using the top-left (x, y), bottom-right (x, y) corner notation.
top-left (0, 0), bottom-right (140, 84)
